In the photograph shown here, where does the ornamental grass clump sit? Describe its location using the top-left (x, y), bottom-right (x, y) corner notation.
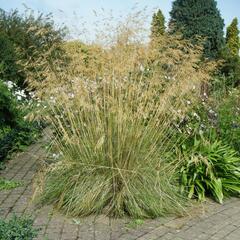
top-left (34, 15), bottom-right (214, 218)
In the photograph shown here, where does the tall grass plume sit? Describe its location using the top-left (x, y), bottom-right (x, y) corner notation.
top-left (33, 12), bottom-right (215, 218)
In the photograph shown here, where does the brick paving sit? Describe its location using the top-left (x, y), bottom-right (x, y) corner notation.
top-left (0, 133), bottom-right (240, 240)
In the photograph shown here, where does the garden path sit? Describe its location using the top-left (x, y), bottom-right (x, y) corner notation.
top-left (0, 133), bottom-right (240, 240)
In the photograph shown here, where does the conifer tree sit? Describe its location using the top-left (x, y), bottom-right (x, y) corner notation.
top-left (169, 0), bottom-right (224, 58)
top-left (226, 18), bottom-right (240, 56)
top-left (151, 9), bottom-right (165, 40)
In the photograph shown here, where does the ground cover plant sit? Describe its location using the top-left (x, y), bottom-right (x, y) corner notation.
top-left (0, 177), bottom-right (22, 190)
top-left (180, 136), bottom-right (240, 203)
top-left (0, 215), bottom-right (39, 240)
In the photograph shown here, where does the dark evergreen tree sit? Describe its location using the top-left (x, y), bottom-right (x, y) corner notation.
top-left (226, 18), bottom-right (240, 56)
top-left (151, 9), bottom-right (165, 39)
top-left (169, 0), bottom-right (224, 58)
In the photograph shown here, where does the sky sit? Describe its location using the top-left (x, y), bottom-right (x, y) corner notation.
top-left (1, 0), bottom-right (240, 41)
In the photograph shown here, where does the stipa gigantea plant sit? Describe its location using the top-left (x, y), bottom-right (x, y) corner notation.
top-left (33, 14), bottom-right (215, 218)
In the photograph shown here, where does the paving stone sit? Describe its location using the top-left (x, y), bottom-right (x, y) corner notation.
top-left (157, 232), bottom-right (175, 240)
top-left (78, 230), bottom-right (94, 240)
top-left (163, 216), bottom-right (191, 230)
top-left (61, 232), bottom-right (78, 240)
top-left (209, 224), bottom-right (237, 239)
top-left (176, 228), bottom-right (203, 240)
top-left (135, 226), bottom-right (169, 240)
top-left (34, 216), bottom-right (49, 227)
top-left (224, 228), bottom-right (240, 240)
top-left (194, 233), bottom-right (210, 240)
top-left (44, 230), bottom-right (61, 240)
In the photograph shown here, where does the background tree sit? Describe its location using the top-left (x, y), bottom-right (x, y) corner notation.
top-left (0, 33), bottom-right (23, 87)
top-left (0, 8), bottom-right (66, 90)
top-left (221, 18), bottom-right (240, 87)
top-left (226, 18), bottom-right (240, 56)
top-left (169, 0), bottom-right (224, 58)
top-left (151, 9), bottom-right (165, 40)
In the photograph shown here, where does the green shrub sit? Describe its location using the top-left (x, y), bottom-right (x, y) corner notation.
top-left (0, 80), bottom-right (19, 128)
top-left (180, 136), bottom-right (240, 203)
top-left (175, 83), bottom-right (240, 152)
top-left (0, 33), bottom-right (23, 87)
top-left (220, 52), bottom-right (240, 87)
top-left (0, 215), bottom-right (39, 240)
top-left (220, 17), bottom-right (240, 87)
top-left (0, 79), bottom-right (41, 162)
top-left (0, 122), bottom-right (42, 162)
top-left (0, 8), bottom-right (66, 90)
top-left (217, 88), bottom-right (240, 152)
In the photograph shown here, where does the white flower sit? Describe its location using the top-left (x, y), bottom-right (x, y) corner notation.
top-left (199, 130), bottom-right (204, 135)
top-left (17, 95), bottom-right (22, 101)
top-left (193, 112), bottom-right (200, 120)
top-left (52, 153), bottom-right (60, 159)
top-left (6, 81), bottom-right (14, 89)
top-left (15, 89), bottom-right (26, 98)
top-left (164, 75), bottom-right (171, 80)
top-left (68, 93), bottom-right (75, 99)
top-left (29, 92), bottom-right (35, 98)
top-left (49, 96), bottom-right (56, 103)
top-left (186, 100), bottom-right (191, 105)
top-left (209, 109), bottom-right (215, 114)
top-left (139, 64), bottom-right (144, 72)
